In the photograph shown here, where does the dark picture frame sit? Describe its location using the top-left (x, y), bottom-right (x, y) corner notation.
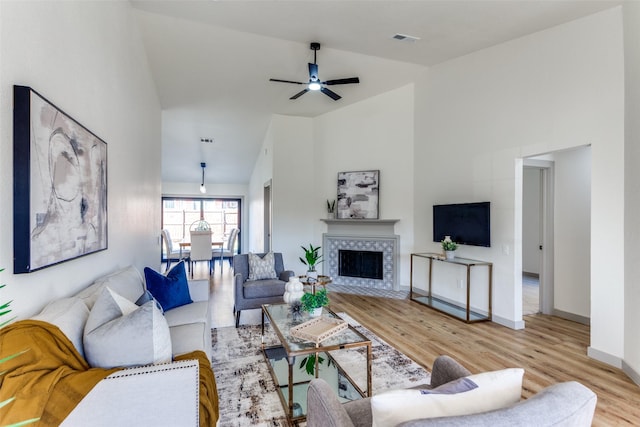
top-left (337, 170), bottom-right (379, 219)
top-left (13, 85), bottom-right (108, 273)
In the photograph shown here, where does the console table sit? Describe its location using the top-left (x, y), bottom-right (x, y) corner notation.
top-left (410, 253), bottom-right (492, 323)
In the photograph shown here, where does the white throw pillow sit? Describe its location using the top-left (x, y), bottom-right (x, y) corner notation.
top-left (371, 368), bottom-right (524, 427)
top-left (248, 252), bottom-right (277, 280)
top-left (33, 297), bottom-right (89, 358)
top-left (83, 288), bottom-right (172, 368)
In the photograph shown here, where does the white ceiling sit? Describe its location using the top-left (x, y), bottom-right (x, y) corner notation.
top-left (130, 0), bottom-right (620, 185)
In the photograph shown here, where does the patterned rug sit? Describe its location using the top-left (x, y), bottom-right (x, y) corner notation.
top-left (211, 313), bottom-right (430, 426)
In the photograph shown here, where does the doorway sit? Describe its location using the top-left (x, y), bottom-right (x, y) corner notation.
top-left (522, 158), bottom-right (554, 316)
top-left (263, 180), bottom-right (272, 253)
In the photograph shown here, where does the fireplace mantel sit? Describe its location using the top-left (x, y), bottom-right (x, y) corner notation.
top-left (321, 219), bottom-right (399, 225)
top-left (322, 218), bottom-right (399, 237)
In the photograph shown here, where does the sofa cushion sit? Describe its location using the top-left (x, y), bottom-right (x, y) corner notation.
top-left (163, 301), bottom-right (209, 327)
top-left (371, 368), bottom-right (524, 427)
top-left (170, 322), bottom-right (207, 357)
top-left (144, 262), bottom-right (193, 311)
top-left (84, 288), bottom-right (171, 369)
top-left (33, 297), bottom-right (89, 358)
top-left (75, 266), bottom-right (145, 309)
top-left (248, 252), bottom-right (278, 281)
top-left (243, 279), bottom-right (286, 299)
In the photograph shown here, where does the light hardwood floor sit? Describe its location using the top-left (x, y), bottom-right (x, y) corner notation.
top-left (202, 264), bottom-right (640, 426)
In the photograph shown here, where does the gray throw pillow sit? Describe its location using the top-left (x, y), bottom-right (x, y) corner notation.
top-left (248, 252), bottom-right (277, 280)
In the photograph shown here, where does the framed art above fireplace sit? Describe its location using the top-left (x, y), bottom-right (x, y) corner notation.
top-left (337, 170), bottom-right (379, 219)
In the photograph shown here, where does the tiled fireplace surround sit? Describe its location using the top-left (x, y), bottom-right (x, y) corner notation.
top-left (322, 219), bottom-right (399, 291)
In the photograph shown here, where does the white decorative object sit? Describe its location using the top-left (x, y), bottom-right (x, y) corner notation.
top-left (306, 270), bottom-right (319, 280)
top-left (309, 307), bottom-right (323, 317)
top-left (283, 277), bottom-right (304, 303)
top-left (445, 251), bottom-right (456, 260)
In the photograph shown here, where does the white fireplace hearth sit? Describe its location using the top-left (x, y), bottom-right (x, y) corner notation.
top-left (322, 219), bottom-right (399, 291)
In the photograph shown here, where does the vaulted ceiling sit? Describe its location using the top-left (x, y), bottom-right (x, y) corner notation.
top-left (131, 0), bottom-right (620, 186)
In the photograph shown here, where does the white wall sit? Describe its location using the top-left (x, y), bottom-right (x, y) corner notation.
top-left (624, 0), bottom-right (640, 383)
top-left (522, 168), bottom-right (541, 275)
top-left (414, 5), bottom-right (624, 358)
top-left (247, 114), bottom-right (315, 272)
top-left (314, 85), bottom-right (416, 288)
top-left (553, 147), bottom-right (591, 318)
top-left (0, 1), bottom-right (161, 319)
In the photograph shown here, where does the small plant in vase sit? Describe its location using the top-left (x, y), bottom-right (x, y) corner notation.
top-left (326, 199), bottom-right (336, 219)
top-left (441, 236), bottom-right (458, 260)
top-left (300, 288), bottom-right (329, 317)
top-left (300, 244), bottom-right (323, 280)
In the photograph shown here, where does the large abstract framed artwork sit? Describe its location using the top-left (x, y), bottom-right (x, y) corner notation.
top-left (13, 86), bottom-right (107, 273)
top-left (337, 170), bottom-right (379, 219)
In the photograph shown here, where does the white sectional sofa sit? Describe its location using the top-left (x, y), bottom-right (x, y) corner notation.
top-left (26, 264), bottom-right (216, 426)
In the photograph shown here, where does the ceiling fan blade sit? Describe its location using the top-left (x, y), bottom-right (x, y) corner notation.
top-left (321, 87), bottom-right (341, 101)
top-left (270, 78), bottom-right (306, 85)
top-left (308, 63), bottom-right (319, 81)
top-left (323, 77), bottom-right (360, 85)
top-left (290, 89), bottom-right (310, 100)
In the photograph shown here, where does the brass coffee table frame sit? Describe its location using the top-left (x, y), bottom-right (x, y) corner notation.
top-left (261, 303), bottom-right (372, 425)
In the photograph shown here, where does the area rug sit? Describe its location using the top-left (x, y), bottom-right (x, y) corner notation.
top-left (211, 313), bottom-right (430, 426)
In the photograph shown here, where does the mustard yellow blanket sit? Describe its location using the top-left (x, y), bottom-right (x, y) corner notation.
top-left (0, 320), bottom-right (119, 426)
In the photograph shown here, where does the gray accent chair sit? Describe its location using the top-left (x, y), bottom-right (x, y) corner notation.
top-left (233, 252), bottom-right (294, 327)
top-left (307, 355), bottom-right (597, 427)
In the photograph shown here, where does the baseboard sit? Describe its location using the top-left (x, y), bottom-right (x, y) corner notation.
top-left (492, 314), bottom-right (525, 330)
top-left (552, 309), bottom-right (590, 326)
top-left (622, 360), bottom-right (640, 387)
top-left (587, 346), bottom-right (622, 368)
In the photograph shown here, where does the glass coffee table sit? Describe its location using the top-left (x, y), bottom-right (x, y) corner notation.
top-left (261, 303), bottom-right (372, 425)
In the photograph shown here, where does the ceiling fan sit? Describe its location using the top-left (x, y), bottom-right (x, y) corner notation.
top-left (270, 42), bottom-right (360, 101)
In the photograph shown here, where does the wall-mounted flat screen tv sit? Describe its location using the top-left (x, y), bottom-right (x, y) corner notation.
top-left (433, 202), bottom-right (491, 247)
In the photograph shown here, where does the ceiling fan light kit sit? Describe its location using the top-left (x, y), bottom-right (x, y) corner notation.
top-left (270, 42), bottom-right (360, 101)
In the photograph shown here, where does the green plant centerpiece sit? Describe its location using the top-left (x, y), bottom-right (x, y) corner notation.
top-left (300, 288), bottom-right (329, 315)
top-left (300, 244), bottom-right (323, 279)
top-left (441, 236), bottom-right (458, 260)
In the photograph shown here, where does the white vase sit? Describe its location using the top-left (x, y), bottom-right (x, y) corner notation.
top-left (283, 277), bottom-right (304, 303)
top-left (309, 307), bottom-right (323, 317)
top-left (306, 270), bottom-right (318, 280)
top-left (445, 250), bottom-right (456, 260)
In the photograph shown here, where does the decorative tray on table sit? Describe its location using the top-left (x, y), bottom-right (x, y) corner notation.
top-left (290, 316), bottom-right (348, 345)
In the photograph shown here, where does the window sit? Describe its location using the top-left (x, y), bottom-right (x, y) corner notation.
top-left (161, 197), bottom-right (241, 255)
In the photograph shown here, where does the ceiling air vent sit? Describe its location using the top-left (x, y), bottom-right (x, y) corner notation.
top-left (392, 33), bottom-right (420, 43)
top-left (200, 137), bottom-right (214, 144)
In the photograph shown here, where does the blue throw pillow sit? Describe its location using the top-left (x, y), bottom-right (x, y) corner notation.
top-left (144, 262), bottom-right (192, 311)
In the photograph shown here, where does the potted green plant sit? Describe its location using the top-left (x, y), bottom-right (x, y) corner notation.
top-left (441, 236), bottom-right (458, 260)
top-left (300, 244), bottom-right (323, 279)
top-left (300, 288), bottom-right (329, 317)
top-left (326, 200), bottom-right (336, 219)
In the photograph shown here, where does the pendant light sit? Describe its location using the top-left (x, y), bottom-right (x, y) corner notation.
top-left (199, 162), bottom-right (206, 194)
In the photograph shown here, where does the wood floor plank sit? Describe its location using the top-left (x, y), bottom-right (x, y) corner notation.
top-left (328, 292), bottom-right (640, 426)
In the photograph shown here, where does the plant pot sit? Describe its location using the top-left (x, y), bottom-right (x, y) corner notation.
top-left (445, 250), bottom-right (456, 260)
top-left (309, 307), bottom-right (323, 317)
top-left (306, 270), bottom-right (318, 280)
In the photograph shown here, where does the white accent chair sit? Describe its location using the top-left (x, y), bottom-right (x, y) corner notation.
top-left (211, 228), bottom-right (239, 274)
top-left (161, 229), bottom-right (188, 271)
top-left (189, 230), bottom-right (213, 276)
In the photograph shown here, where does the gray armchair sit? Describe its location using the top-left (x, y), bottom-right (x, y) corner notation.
top-left (306, 355), bottom-right (597, 427)
top-left (233, 252), bottom-right (294, 327)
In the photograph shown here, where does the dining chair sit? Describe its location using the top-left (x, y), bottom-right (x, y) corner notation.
top-left (189, 230), bottom-right (213, 276)
top-left (161, 229), bottom-right (189, 271)
top-left (211, 228), bottom-right (239, 274)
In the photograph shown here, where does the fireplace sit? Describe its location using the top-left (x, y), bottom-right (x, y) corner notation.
top-left (322, 219), bottom-right (399, 290)
top-left (339, 250), bottom-right (383, 280)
